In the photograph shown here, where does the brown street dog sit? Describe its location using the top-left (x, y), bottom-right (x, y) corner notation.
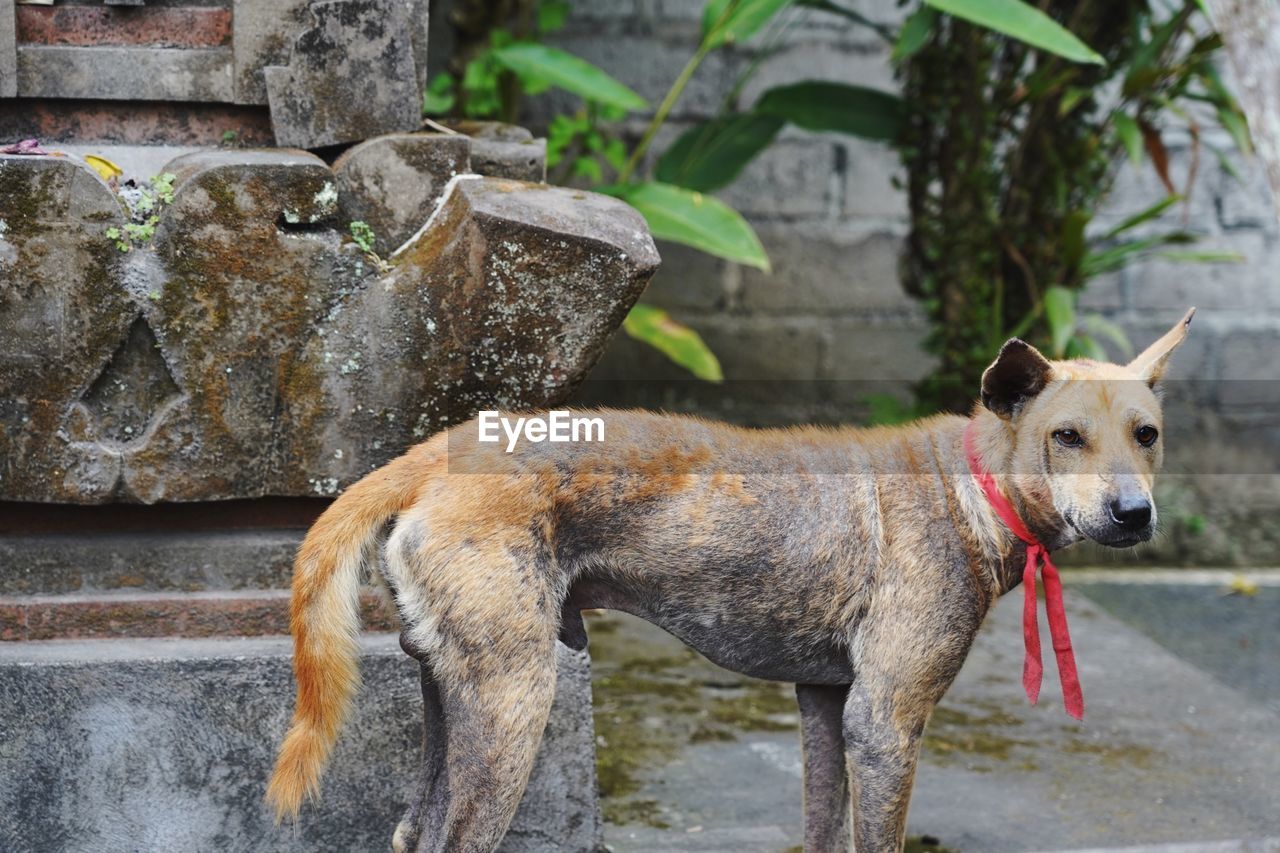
top-left (266, 310), bottom-right (1194, 852)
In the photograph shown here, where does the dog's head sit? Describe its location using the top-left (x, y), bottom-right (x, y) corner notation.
top-left (979, 309), bottom-right (1194, 548)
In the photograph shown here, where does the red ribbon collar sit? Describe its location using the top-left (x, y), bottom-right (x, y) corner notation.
top-left (964, 421), bottom-right (1084, 719)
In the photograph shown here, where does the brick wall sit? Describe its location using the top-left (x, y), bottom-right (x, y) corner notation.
top-left (431, 0), bottom-right (1280, 563)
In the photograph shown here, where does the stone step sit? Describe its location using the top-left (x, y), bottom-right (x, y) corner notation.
top-left (0, 530), bottom-right (303, 596)
top-left (0, 634), bottom-right (600, 852)
top-left (0, 588), bottom-right (396, 641)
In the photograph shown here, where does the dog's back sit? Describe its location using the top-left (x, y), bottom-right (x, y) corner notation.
top-left (398, 409), bottom-right (999, 682)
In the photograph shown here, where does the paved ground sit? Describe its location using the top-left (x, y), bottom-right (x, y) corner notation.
top-left (588, 570), bottom-right (1280, 853)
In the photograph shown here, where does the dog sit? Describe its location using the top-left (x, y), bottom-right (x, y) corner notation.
top-left (266, 309), bottom-right (1194, 852)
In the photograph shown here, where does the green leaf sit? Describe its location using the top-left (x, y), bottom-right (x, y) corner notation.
top-left (923, 0), bottom-right (1104, 65)
top-left (892, 6), bottom-right (938, 63)
top-left (1043, 286), bottom-right (1076, 357)
top-left (1103, 195), bottom-right (1181, 240)
top-left (604, 182), bottom-right (770, 270)
top-left (703, 0), bottom-right (795, 48)
top-left (1058, 86), bottom-right (1089, 117)
top-left (1113, 112), bottom-right (1143, 165)
top-left (1061, 209), bottom-right (1090, 271)
top-left (756, 82), bottom-right (903, 141)
top-left (1217, 106), bottom-right (1252, 157)
top-left (1081, 314), bottom-right (1133, 357)
top-left (422, 73), bottom-right (457, 115)
top-left (1082, 234), bottom-right (1188, 277)
top-left (656, 113), bottom-right (784, 192)
top-left (1155, 249), bottom-right (1245, 264)
top-left (623, 303), bottom-right (724, 382)
top-left (537, 0), bottom-right (570, 33)
top-left (491, 44), bottom-right (648, 111)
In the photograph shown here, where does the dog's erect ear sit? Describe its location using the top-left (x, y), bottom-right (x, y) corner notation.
top-left (981, 338), bottom-right (1053, 419)
top-left (1128, 307), bottom-right (1195, 388)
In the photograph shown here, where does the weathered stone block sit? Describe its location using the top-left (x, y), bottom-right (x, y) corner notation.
top-left (842, 138), bottom-right (907, 221)
top-left (826, 318), bottom-right (935, 381)
top-left (823, 318), bottom-right (935, 413)
top-left (384, 176), bottom-right (659, 427)
top-left (1, 0), bottom-right (15, 99)
top-left (0, 151), bottom-right (658, 503)
top-left (1218, 158), bottom-right (1280, 232)
top-left (0, 636), bottom-right (601, 853)
top-left (263, 0), bottom-right (420, 148)
top-left (16, 45), bottom-right (235, 102)
top-left (334, 133), bottom-right (471, 255)
top-left (15, 6), bottom-right (233, 49)
top-left (640, 240), bottom-right (728, 311)
top-left (448, 120), bottom-right (548, 182)
top-left (1217, 328), bottom-right (1280, 409)
top-left (1127, 229), bottom-right (1277, 311)
top-left (698, 318), bottom-right (826, 381)
top-left (739, 225), bottom-right (909, 314)
top-left (234, 0), bottom-right (429, 106)
top-left (232, 0), bottom-right (311, 105)
top-left (0, 531), bottom-right (303, 596)
top-left (1076, 270), bottom-right (1125, 312)
top-left (718, 139), bottom-right (835, 219)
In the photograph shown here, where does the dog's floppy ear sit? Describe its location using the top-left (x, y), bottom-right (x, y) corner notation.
top-left (981, 338), bottom-right (1053, 419)
top-left (1128, 307), bottom-right (1195, 388)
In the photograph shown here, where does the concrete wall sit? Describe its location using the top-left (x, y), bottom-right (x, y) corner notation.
top-left (431, 0), bottom-right (1280, 563)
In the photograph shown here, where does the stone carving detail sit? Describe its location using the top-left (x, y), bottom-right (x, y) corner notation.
top-left (333, 132), bottom-right (471, 255)
top-left (0, 135), bottom-right (659, 504)
top-left (78, 317), bottom-right (182, 447)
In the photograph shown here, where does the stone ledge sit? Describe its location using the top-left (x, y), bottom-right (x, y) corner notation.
top-left (16, 45), bottom-right (235, 102)
top-left (0, 530), bottom-right (303, 595)
top-left (0, 588), bottom-right (397, 641)
top-left (0, 634), bottom-right (601, 852)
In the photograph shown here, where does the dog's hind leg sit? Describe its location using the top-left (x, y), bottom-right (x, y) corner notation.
top-left (392, 643), bottom-right (448, 853)
top-left (796, 683), bottom-right (852, 852)
top-left (393, 632), bottom-right (559, 853)
top-left (430, 648), bottom-right (558, 852)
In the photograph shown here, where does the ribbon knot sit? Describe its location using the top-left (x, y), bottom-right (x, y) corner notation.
top-left (964, 422), bottom-right (1084, 720)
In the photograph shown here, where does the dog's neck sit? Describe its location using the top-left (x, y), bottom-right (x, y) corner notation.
top-left (959, 412), bottom-right (1081, 593)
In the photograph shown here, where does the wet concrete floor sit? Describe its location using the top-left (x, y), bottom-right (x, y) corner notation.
top-left (588, 576), bottom-right (1280, 852)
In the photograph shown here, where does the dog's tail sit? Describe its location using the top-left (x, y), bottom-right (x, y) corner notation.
top-left (266, 446), bottom-right (428, 821)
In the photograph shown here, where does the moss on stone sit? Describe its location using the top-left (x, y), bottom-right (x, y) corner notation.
top-left (586, 612), bottom-right (798, 828)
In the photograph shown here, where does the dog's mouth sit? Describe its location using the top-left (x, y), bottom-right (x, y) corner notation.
top-left (1068, 513), bottom-right (1152, 549)
top-left (1086, 526), bottom-right (1152, 549)
top-left (1096, 532), bottom-right (1147, 548)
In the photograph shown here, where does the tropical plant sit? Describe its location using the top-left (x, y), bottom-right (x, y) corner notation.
top-left (426, 0), bottom-right (1250, 401)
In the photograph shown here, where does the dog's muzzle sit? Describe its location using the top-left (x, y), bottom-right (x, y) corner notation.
top-left (1091, 494), bottom-right (1155, 547)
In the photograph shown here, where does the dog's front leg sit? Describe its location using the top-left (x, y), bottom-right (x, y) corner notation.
top-left (796, 683), bottom-right (852, 852)
top-left (841, 679), bottom-right (937, 853)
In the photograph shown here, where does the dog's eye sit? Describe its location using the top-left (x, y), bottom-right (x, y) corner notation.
top-left (1135, 425), bottom-right (1159, 447)
top-left (1053, 429), bottom-right (1083, 448)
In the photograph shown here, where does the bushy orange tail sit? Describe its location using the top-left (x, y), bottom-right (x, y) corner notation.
top-left (266, 449), bottom-right (426, 820)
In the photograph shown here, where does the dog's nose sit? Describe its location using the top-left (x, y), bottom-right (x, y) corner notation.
top-left (1109, 496), bottom-right (1152, 531)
